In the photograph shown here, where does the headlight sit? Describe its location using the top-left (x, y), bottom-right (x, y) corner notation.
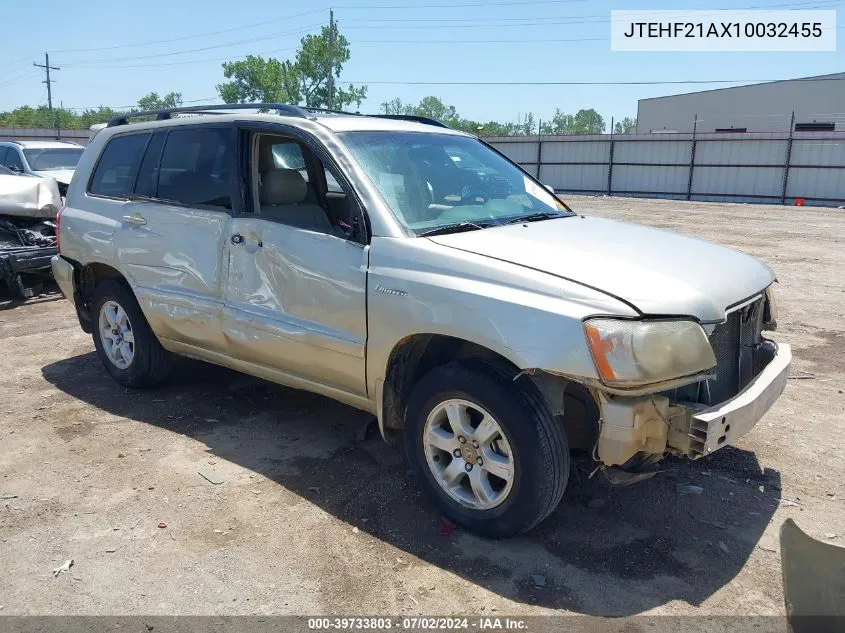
top-left (583, 319), bottom-right (716, 386)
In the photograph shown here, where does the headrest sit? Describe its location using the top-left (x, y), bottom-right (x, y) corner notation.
top-left (261, 169), bottom-right (307, 205)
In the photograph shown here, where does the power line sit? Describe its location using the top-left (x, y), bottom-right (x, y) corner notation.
top-left (64, 24), bottom-right (323, 66)
top-left (51, 8), bottom-right (328, 53)
top-left (335, 0), bottom-right (836, 9)
top-left (339, 0), bottom-right (842, 22)
top-left (0, 70), bottom-right (40, 88)
top-left (354, 37), bottom-right (606, 43)
top-left (61, 46), bottom-right (300, 71)
top-left (338, 77), bottom-right (845, 85)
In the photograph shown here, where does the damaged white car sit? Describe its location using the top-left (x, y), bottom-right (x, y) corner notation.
top-left (52, 104), bottom-right (790, 537)
top-left (0, 165), bottom-right (59, 296)
top-left (0, 140), bottom-right (83, 198)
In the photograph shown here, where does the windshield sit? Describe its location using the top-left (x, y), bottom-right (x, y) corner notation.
top-left (339, 131), bottom-right (572, 235)
top-left (23, 147), bottom-right (83, 171)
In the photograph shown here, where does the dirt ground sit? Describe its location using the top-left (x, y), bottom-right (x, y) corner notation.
top-left (0, 196), bottom-right (843, 618)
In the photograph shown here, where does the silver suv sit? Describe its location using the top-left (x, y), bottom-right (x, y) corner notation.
top-left (52, 104), bottom-right (790, 537)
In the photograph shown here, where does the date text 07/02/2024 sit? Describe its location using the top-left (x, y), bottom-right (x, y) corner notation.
top-left (307, 617), bottom-right (529, 630)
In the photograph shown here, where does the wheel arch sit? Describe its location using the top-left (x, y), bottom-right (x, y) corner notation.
top-left (379, 333), bottom-right (600, 453)
top-left (64, 258), bottom-right (131, 333)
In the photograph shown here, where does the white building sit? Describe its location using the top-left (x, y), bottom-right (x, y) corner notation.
top-left (637, 72), bottom-right (845, 133)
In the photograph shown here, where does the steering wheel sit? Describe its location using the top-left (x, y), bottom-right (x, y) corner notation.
top-left (455, 189), bottom-right (489, 205)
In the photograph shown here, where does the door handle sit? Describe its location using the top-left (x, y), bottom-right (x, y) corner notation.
top-left (232, 234), bottom-right (262, 248)
top-left (122, 214), bottom-right (147, 226)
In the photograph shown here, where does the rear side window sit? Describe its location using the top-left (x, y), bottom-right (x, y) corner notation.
top-left (156, 127), bottom-right (234, 209)
top-left (89, 134), bottom-right (150, 198)
top-left (134, 132), bottom-right (167, 197)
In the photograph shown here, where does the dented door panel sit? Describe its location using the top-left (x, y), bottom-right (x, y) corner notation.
top-left (223, 217), bottom-right (367, 396)
top-left (114, 201), bottom-right (231, 351)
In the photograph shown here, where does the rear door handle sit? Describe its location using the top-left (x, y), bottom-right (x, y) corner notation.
top-left (232, 234), bottom-right (262, 248)
top-left (122, 214), bottom-right (147, 226)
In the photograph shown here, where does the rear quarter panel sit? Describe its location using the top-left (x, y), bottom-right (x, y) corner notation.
top-left (60, 132), bottom-right (120, 268)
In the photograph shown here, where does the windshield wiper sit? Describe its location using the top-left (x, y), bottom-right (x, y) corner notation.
top-left (502, 211), bottom-right (565, 225)
top-left (418, 221), bottom-right (490, 237)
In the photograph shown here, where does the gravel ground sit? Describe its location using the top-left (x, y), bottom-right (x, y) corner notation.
top-left (0, 196), bottom-right (843, 617)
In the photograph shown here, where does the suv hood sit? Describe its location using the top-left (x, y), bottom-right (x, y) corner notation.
top-left (427, 216), bottom-right (775, 322)
top-left (33, 169), bottom-right (74, 185)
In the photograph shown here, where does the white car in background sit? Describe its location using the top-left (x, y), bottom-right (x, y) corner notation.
top-left (0, 140), bottom-right (85, 196)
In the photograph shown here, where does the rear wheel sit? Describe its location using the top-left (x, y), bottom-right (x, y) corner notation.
top-left (404, 361), bottom-right (569, 538)
top-left (91, 279), bottom-right (171, 388)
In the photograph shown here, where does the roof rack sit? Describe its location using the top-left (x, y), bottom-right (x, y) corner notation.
top-left (106, 103), bottom-right (309, 127)
top-left (105, 103), bottom-right (451, 130)
top-left (370, 114), bottom-right (450, 128)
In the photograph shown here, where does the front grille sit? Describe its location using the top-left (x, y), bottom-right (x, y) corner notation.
top-left (705, 297), bottom-right (765, 403)
top-left (665, 295), bottom-right (767, 407)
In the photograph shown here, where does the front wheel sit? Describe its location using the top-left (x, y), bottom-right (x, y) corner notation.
top-left (404, 361), bottom-right (569, 538)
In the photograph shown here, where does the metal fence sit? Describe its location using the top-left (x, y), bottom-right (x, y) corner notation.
top-left (0, 128), bottom-right (90, 145)
top-left (483, 130), bottom-right (845, 207)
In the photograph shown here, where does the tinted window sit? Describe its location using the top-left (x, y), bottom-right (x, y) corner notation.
top-left (5, 147), bottom-right (24, 171)
top-left (89, 134), bottom-right (150, 198)
top-left (135, 132), bottom-right (167, 197)
top-left (23, 147), bottom-right (84, 171)
top-left (0, 148), bottom-right (8, 165)
top-left (0, 164), bottom-right (13, 176)
top-left (157, 127), bottom-right (233, 208)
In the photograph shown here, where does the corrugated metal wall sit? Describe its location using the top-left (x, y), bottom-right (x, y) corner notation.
top-left (0, 128), bottom-right (90, 146)
top-left (484, 131), bottom-right (845, 207)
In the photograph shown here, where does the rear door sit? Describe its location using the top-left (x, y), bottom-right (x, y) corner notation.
top-left (108, 124), bottom-right (238, 352)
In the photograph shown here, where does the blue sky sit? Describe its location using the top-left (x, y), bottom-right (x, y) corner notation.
top-left (0, 0), bottom-right (841, 128)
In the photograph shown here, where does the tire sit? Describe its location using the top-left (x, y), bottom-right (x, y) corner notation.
top-left (404, 360), bottom-right (569, 538)
top-left (90, 279), bottom-right (172, 388)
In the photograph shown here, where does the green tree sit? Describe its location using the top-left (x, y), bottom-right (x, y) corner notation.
top-left (571, 108), bottom-right (605, 134)
top-left (136, 91), bottom-right (183, 111)
top-left (218, 55), bottom-right (297, 104)
top-left (217, 23), bottom-right (366, 109)
top-left (380, 97), bottom-right (406, 115)
top-left (614, 116), bottom-right (637, 134)
top-left (294, 24), bottom-right (366, 108)
top-left (407, 96), bottom-right (458, 123)
top-left (540, 108), bottom-right (605, 135)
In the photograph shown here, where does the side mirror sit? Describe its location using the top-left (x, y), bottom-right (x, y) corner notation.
top-left (6, 164), bottom-right (21, 173)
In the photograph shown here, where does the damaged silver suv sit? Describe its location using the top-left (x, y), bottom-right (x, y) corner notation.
top-left (52, 104), bottom-right (790, 537)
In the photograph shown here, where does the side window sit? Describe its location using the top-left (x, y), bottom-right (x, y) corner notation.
top-left (0, 148), bottom-right (8, 166)
top-left (88, 134), bottom-right (150, 198)
top-left (5, 147), bottom-right (24, 172)
top-left (134, 132), bottom-right (167, 197)
top-left (254, 132), bottom-right (359, 239)
top-left (157, 127), bottom-right (233, 209)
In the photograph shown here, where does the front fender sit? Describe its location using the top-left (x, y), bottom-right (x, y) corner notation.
top-left (365, 236), bottom-right (637, 393)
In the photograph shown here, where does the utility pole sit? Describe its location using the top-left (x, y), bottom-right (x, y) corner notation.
top-left (327, 9), bottom-right (335, 110)
top-left (33, 53), bottom-right (60, 110)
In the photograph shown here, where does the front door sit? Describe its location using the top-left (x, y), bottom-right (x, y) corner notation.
top-left (222, 130), bottom-right (368, 397)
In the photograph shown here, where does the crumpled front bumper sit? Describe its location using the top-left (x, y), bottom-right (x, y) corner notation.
top-left (596, 342), bottom-right (791, 466)
top-left (685, 342), bottom-right (791, 457)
